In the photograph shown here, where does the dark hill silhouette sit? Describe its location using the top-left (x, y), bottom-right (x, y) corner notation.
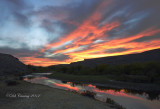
top-left (0, 53), bottom-right (27, 75)
top-left (67, 49), bottom-right (160, 67)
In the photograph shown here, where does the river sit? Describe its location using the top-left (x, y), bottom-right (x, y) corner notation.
top-left (23, 73), bottom-right (160, 109)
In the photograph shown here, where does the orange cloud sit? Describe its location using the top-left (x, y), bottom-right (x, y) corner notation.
top-left (40, 0), bottom-right (114, 52)
top-left (19, 56), bottom-right (68, 66)
top-left (74, 28), bottom-right (160, 53)
top-left (64, 28), bottom-right (160, 62)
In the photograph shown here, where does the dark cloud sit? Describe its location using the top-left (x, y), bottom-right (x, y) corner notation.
top-left (104, 0), bottom-right (160, 39)
top-left (31, 5), bottom-right (70, 21)
top-left (36, 53), bottom-right (70, 61)
top-left (5, 0), bottom-right (27, 9)
top-left (105, 48), bottom-right (129, 53)
top-left (0, 0), bottom-right (32, 27)
top-left (0, 46), bottom-right (69, 62)
top-left (132, 33), bottom-right (160, 42)
top-left (47, 53), bottom-right (69, 61)
top-left (0, 47), bottom-right (39, 57)
top-left (32, 0), bottom-right (102, 35)
top-left (13, 12), bottom-right (31, 27)
top-left (40, 20), bottom-right (57, 33)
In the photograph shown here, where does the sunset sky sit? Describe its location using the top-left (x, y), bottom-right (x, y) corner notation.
top-left (0, 0), bottom-right (160, 66)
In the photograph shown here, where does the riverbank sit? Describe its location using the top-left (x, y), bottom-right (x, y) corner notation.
top-left (0, 76), bottom-right (113, 109)
top-left (49, 72), bottom-right (160, 92)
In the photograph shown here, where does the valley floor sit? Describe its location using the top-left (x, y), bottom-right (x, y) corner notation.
top-left (0, 78), bottom-right (112, 109)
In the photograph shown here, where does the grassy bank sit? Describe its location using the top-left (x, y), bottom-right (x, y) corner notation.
top-left (51, 62), bottom-right (160, 84)
top-left (49, 72), bottom-right (111, 84)
top-left (49, 72), bottom-right (160, 92)
top-left (49, 72), bottom-right (155, 84)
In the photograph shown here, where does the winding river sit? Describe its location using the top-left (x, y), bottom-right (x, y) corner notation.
top-left (23, 73), bottom-right (160, 109)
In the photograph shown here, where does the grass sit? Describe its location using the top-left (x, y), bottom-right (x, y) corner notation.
top-left (49, 72), bottom-right (148, 84)
top-left (49, 72), bottom-right (111, 84)
top-left (50, 72), bottom-right (160, 84)
top-left (106, 98), bottom-right (126, 109)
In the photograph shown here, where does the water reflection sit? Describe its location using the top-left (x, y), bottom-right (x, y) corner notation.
top-left (24, 74), bottom-right (160, 109)
top-left (96, 85), bottom-right (160, 101)
top-left (54, 83), bottom-right (79, 91)
top-left (93, 89), bottom-right (143, 100)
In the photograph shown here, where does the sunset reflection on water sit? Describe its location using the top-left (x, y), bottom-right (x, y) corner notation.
top-left (24, 76), bottom-right (144, 100)
top-left (54, 83), bottom-right (79, 91)
top-left (24, 75), bottom-right (160, 109)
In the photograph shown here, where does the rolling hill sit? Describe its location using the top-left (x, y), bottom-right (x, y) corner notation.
top-left (0, 53), bottom-right (27, 75)
top-left (67, 49), bottom-right (160, 67)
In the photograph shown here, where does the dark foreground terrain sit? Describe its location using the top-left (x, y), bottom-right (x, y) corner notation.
top-left (0, 53), bottom-right (27, 75)
top-left (0, 76), bottom-right (113, 109)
